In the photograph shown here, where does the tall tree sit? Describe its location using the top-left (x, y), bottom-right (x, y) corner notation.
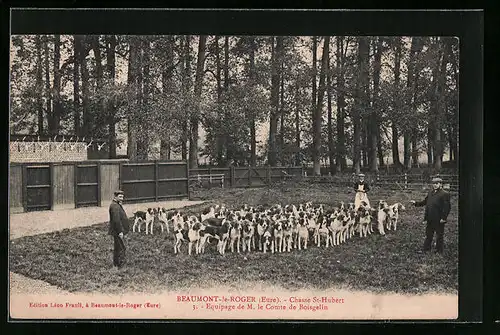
top-left (137, 37), bottom-right (151, 160)
top-left (279, 59), bottom-right (286, 165)
top-left (313, 36), bottom-right (329, 176)
top-left (106, 35), bottom-right (117, 158)
top-left (335, 36), bottom-right (347, 172)
top-left (43, 35), bottom-right (52, 135)
top-left (404, 37), bottom-right (423, 169)
top-left (432, 37), bottom-right (449, 170)
top-left (188, 35), bottom-right (207, 169)
top-left (446, 38), bottom-right (459, 162)
top-left (80, 36), bottom-right (91, 137)
top-left (127, 36), bottom-right (140, 160)
top-left (370, 37), bottom-right (382, 172)
top-left (327, 39), bottom-right (335, 175)
top-left (73, 35), bottom-right (81, 136)
top-left (214, 36), bottom-right (224, 164)
top-left (353, 37), bottom-right (370, 174)
top-left (311, 36), bottom-right (318, 169)
top-left (223, 36), bottom-right (231, 165)
top-left (295, 76), bottom-right (301, 166)
top-left (35, 35), bottom-right (44, 134)
top-left (92, 35), bottom-right (104, 135)
top-left (391, 37), bottom-right (402, 167)
top-left (49, 34), bottom-right (62, 136)
top-left (268, 36), bottom-right (283, 166)
top-left (180, 35), bottom-right (192, 161)
top-left (160, 36), bottom-right (175, 160)
top-left (248, 36), bottom-right (257, 166)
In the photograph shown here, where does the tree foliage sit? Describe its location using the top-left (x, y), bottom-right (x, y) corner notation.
top-left (10, 35), bottom-right (458, 171)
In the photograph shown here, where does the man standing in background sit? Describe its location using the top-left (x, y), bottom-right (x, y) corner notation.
top-left (108, 190), bottom-right (129, 269)
top-left (411, 177), bottom-right (451, 254)
top-left (354, 173), bottom-right (371, 210)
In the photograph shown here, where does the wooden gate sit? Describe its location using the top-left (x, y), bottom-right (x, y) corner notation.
top-left (75, 163), bottom-right (100, 208)
top-left (120, 161), bottom-right (189, 204)
top-left (24, 164), bottom-right (51, 212)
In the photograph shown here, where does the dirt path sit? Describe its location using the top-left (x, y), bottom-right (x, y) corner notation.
top-left (9, 200), bottom-right (207, 305)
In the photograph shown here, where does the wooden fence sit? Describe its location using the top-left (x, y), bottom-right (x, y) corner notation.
top-left (9, 160), bottom-right (189, 213)
top-left (189, 166), bottom-right (459, 192)
top-left (189, 166), bottom-right (304, 188)
top-left (302, 173), bottom-right (459, 192)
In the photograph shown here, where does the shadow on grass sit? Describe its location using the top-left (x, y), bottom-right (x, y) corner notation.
top-left (9, 184), bottom-right (458, 295)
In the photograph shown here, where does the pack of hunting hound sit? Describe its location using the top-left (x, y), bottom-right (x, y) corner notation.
top-left (131, 200), bottom-right (406, 256)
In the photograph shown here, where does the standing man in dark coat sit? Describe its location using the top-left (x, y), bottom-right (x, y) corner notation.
top-left (410, 177), bottom-right (451, 254)
top-left (108, 190), bottom-right (130, 269)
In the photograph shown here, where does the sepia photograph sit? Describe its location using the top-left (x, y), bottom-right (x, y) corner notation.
top-left (8, 10), bottom-right (468, 321)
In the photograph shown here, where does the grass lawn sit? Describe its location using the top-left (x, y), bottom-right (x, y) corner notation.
top-left (9, 181), bottom-right (458, 295)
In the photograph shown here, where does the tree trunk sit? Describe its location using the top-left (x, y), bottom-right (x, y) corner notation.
top-left (433, 38), bottom-right (448, 171)
top-left (43, 35), bottom-right (52, 136)
top-left (427, 126), bottom-right (434, 165)
top-left (279, 60), bottom-right (285, 165)
top-left (160, 36), bottom-right (174, 160)
top-left (73, 35), bottom-right (81, 136)
top-left (106, 35), bottom-right (117, 158)
top-left (35, 35), bottom-right (44, 134)
top-left (127, 36), bottom-right (140, 160)
top-left (336, 36), bottom-right (347, 172)
top-left (222, 36), bottom-right (232, 165)
top-left (249, 37), bottom-right (257, 166)
top-left (392, 37), bottom-right (402, 167)
top-left (214, 36), bottom-right (223, 164)
top-left (327, 44), bottom-right (335, 175)
top-left (310, 36), bottom-right (318, 172)
top-left (268, 36), bottom-right (282, 167)
top-left (139, 38), bottom-right (152, 160)
top-left (50, 34), bottom-right (62, 136)
top-left (135, 38), bottom-right (147, 159)
top-left (370, 37), bottom-right (382, 172)
top-left (362, 122), bottom-right (368, 169)
top-left (189, 35), bottom-right (207, 170)
top-left (180, 35), bottom-right (192, 161)
top-left (295, 81), bottom-right (301, 166)
top-left (92, 36), bottom-right (104, 135)
top-left (405, 37), bottom-right (424, 169)
top-left (404, 37), bottom-right (417, 169)
top-left (354, 37), bottom-right (369, 174)
top-left (80, 37), bottom-right (91, 137)
top-left (313, 36), bottom-right (329, 176)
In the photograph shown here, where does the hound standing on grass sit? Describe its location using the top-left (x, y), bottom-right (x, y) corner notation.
top-left (386, 203), bottom-right (406, 231)
top-left (354, 173), bottom-right (371, 210)
top-left (132, 208), bottom-right (155, 234)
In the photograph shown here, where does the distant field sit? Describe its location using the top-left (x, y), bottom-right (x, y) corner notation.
top-left (9, 182), bottom-right (458, 295)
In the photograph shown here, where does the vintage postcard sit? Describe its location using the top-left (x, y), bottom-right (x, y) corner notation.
top-left (8, 9), bottom-right (468, 321)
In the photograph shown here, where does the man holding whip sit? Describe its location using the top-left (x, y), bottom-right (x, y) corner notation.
top-left (410, 177), bottom-right (451, 254)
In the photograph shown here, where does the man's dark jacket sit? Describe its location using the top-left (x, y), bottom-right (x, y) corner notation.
top-left (353, 181), bottom-right (370, 192)
top-left (108, 200), bottom-right (130, 236)
top-left (414, 188), bottom-right (451, 223)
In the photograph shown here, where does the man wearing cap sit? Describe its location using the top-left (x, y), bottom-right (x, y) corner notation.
top-left (410, 177), bottom-right (451, 254)
top-left (108, 190), bottom-right (130, 269)
top-left (354, 173), bottom-right (371, 210)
